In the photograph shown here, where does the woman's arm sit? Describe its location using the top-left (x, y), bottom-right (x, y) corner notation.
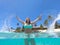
top-left (16, 16), bottom-right (24, 24)
top-left (31, 15), bottom-right (42, 24)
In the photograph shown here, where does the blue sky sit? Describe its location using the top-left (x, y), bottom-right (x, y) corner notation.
top-left (0, 0), bottom-right (60, 29)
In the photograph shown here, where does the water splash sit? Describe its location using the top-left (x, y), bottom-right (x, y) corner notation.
top-left (0, 15), bottom-right (14, 32)
top-left (47, 13), bottom-right (60, 38)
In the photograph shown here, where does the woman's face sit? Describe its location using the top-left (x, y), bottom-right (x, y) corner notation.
top-left (26, 18), bottom-right (30, 24)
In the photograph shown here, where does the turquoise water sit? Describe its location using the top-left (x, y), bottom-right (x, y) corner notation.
top-left (0, 32), bottom-right (51, 38)
top-left (0, 38), bottom-right (60, 45)
top-left (0, 32), bottom-right (60, 45)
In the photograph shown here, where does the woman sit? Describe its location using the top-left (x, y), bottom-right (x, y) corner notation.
top-left (16, 15), bottom-right (41, 30)
top-left (16, 15), bottom-right (41, 45)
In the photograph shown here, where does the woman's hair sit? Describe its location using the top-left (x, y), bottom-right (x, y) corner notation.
top-left (26, 18), bottom-right (31, 24)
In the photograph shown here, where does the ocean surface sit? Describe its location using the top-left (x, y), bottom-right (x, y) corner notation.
top-left (0, 32), bottom-right (60, 45)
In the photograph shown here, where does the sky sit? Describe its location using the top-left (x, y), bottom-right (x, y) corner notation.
top-left (0, 0), bottom-right (60, 29)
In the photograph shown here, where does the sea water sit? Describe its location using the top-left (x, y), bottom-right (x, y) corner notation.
top-left (0, 32), bottom-right (60, 45)
top-left (0, 38), bottom-right (60, 45)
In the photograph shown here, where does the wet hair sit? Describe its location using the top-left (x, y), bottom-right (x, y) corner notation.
top-left (26, 18), bottom-right (31, 24)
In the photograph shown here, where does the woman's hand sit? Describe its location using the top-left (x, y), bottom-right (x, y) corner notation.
top-left (31, 14), bottom-right (42, 24)
top-left (37, 15), bottom-right (42, 20)
top-left (16, 16), bottom-right (24, 24)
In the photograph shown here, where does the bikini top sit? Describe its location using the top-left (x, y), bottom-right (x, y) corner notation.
top-left (23, 23), bottom-right (33, 29)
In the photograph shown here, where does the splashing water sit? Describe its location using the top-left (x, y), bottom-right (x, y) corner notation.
top-left (47, 14), bottom-right (60, 38)
top-left (0, 15), bottom-right (14, 32)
